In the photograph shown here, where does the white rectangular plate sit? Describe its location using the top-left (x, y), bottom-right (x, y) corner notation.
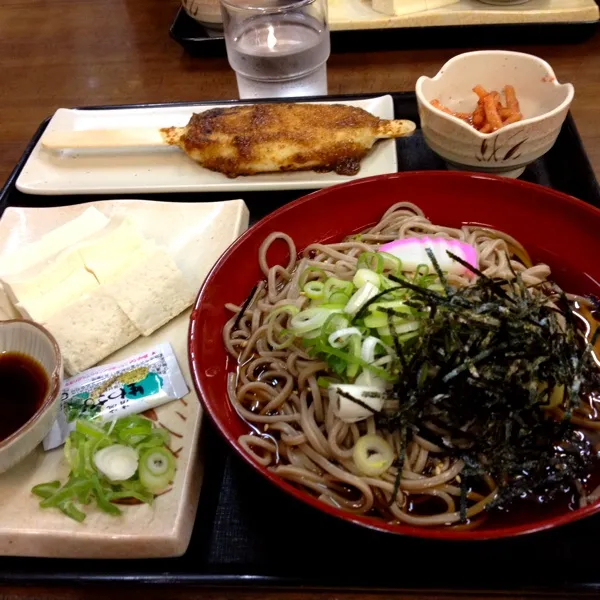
top-left (328, 0), bottom-right (599, 30)
top-left (16, 96), bottom-right (398, 195)
top-left (0, 198), bottom-right (249, 558)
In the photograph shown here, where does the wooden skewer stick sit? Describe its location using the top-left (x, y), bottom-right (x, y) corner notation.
top-left (41, 127), bottom-right (185, 150)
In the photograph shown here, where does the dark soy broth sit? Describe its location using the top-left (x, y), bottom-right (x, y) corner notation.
top-left (0, 352), bottom-right (49, 441)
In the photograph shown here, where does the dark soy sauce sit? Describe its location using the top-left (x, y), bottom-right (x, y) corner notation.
top-left (0, 352), bottom-right (49, 441)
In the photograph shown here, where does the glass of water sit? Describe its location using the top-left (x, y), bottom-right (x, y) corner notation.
top-left (220, 0), bottom-right (330, 99)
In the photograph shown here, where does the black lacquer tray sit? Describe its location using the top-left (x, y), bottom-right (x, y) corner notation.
top-left (1, 92), bottom-right (599, 594)
top-left (170, 6), bottom-right (599, 58)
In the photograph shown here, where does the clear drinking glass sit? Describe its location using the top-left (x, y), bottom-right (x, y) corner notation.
top-left (220, 0), bottom-right (330, 99)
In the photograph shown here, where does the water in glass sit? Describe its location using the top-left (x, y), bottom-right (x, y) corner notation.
top-left (225, 9), bottom-right (330, 98)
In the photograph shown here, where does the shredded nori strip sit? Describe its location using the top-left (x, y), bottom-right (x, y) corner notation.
top-left (232, 283), bottom-right (259, 333)
top-left (379, 253), bottom-right (600, 513)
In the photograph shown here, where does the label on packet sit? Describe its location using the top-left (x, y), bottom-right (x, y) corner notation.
top-left (43, 343), bottom-right (189, 451)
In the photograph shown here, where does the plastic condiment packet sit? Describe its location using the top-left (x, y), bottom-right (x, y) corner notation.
top-left (43, 343), bottom-right (189, 450)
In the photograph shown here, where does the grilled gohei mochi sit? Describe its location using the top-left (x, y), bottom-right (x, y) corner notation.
top-left (161, 103), bottom-right (415, 177)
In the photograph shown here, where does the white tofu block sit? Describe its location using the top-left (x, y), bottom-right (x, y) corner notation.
top-left (0, 207), bottom-right (109, 277)
top-left (43, 289), bottom-right (140, 375)
top-left (372, 0), bottom-right (459, 16)
top-left (1, 249), bottom-right (85, 305)
top-left (0, 284), bottom-right (19, 320)
top-left (16, 268), bottom-right (100, 323)
top-left (79, 217), bottom-right (151, 283)
top-left (103, 247), bottom-right (195, 336)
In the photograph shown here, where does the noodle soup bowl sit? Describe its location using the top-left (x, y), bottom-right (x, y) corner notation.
top-left (416, 51), bottom-right (574, 178)
top-left (189, 171), bottom-right (600, 541)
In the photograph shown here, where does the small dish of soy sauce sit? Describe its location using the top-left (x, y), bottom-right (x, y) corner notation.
top-left (0, 320), bottom-right (62, 474)
top-left (0, 352), bottom-right (49, 442)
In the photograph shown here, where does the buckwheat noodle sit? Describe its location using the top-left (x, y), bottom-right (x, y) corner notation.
top-left (222, 202), bottom-right (593, 527)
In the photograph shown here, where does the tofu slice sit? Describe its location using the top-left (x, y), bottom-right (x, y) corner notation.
top-left (43, 288), bottom-right (140, 376)
top-left (372, 0), bottom-right (459, 16)
top-left (0, 207), bottom-right (109, 277)
top-left (103, 246), bottom-right (195, 336)
top-left (0, 285), bottom-right (19, 320)
top-left (79, 217), bottom-right (151, 282)
top-left (1, 249), bottom-right (86, 305)
top-left (16, 268), bottom-right (100, 323)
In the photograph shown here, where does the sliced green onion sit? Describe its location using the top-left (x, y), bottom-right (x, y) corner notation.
top-left (139, 447), bottom-right (176, 494)
top-left (328, 291), bottom-right (350, 305)
top-left (265, 305), bottom-right (300, 324)
top-left (31, 481), bottom-right (61, 499)
top-left (290, 307), bottom-right (341, 335)
top-left (367, 299), bottom-right (413, 314)
top-left (320, 313), bottom-right (350, 343)
top-left (361, 335), bottom-right (393, 364)
top-left (375, 322), bottom-right (420, 337)
top-left (347, 335), bottom-right (362, 379)
top-left (298, 266), bottom-right (327, 289)
top-left (314, 341), bottom-right (395, 382)
top-left (31, 414), bottom-right (175, 522)
top-left (317, 375), bottom-right (341, 388)
top-left (40, 479), bottom-right (90, 509)
top-left (75, 420), bottom-right (107, 440)
top-left (395, 321), bottom-right (420, 335)
top-left (94, 444), bottom-right (139, 482)
top-left (357, 252), bottom-right (384, 274)
top-left (380, 275), bottom-right (404, 291)
top-left (318, 303), bottom-right (347, 311)
top-left (413, 263), bottom-right (430, 282)
top-left (303, 280), bottom-right (325, 300)
top-left (345, 282), bottom-right (380, 316)
top-left (379, 334), bottom-right (395, 347)
top-left (363, 313), bottom-right (388, 329)
top-left (135, 430), bottom-right (170, 452)
top-left (91, 474), bottom-right (121, 516)
top-left (378, 251), bottom-right (403, 277)
top-left (353, 435), bottom-right (394, 476)
top-left (59, 501), bottom-right (86, 523)
top-left (323, 277), bottom-right (354, 301)
top-left (353, 268), bottom-right (381, 289)
top-left (107, 489), bottom-right (154, 504)
top-left (327, 326), bottom-right (362, 349)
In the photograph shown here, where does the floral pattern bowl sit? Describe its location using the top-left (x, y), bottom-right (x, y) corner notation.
top-left (415, 51), bottom-right (574, 178)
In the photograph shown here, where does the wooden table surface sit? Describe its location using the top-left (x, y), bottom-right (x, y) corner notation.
top-left (0, 1), bottom-right (599, 598)
top-left (0, 0), bottom-right (599, 184)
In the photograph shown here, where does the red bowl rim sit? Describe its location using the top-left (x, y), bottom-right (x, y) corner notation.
top-left (189, 171), bottom-right (600, 541)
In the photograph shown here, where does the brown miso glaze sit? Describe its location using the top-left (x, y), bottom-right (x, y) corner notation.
top-left (0, 352), bottom-right (48, 441)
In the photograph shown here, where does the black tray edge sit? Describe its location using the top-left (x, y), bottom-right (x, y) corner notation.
top-left (169, 6), bottom-right (600, 57)
top-left (560, 112), bottom-right (600, 201)
top-left (0, 118), bottom-right (50, 218)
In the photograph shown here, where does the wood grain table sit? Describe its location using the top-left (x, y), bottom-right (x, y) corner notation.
top-left (0, 1), bottom-right (599, 598)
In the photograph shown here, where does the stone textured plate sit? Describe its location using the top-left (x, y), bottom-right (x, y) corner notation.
top-left (0, 198), bottom-right (249, 558)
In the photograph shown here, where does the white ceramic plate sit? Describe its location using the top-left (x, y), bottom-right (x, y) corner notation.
top-left (0, 198), bottom-right (249, 558)
top-left (16, 96), bottom-right (399, 195)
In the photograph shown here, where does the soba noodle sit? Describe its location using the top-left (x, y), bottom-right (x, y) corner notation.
top-left (222, 202), bottom-right (597, 527)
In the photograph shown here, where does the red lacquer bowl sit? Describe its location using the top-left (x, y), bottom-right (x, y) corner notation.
top-left (189, 171), bottom-right (600, 541)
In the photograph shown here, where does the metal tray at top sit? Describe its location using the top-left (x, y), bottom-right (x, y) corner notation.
top-left (170, 7), bottom-right (599, 58)
top-left (0, 92), bottom-right (599, 593)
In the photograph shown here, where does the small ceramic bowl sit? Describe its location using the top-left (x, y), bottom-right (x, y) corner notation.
top-left (0, 320), bottom-right (63, 474)
top-left (416, 51), bottom-right (574, 178)
top-left (182, 0), bottom-right (223, 29)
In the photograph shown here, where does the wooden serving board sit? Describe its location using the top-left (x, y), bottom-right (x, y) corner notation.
top-left (0, 199), bottom-right (249, 559)
top-left (328, 0), bottom-right (599, 30)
